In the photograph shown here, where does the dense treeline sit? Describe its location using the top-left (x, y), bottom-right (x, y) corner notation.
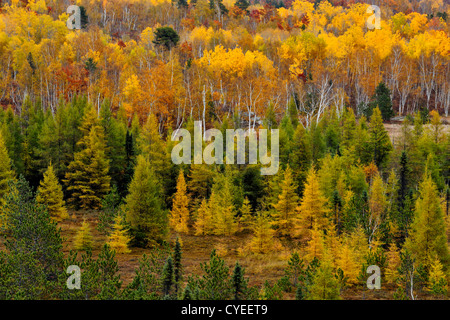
top-left (0, 92), bottom-right (449, 299)
top-left (0, 0), bottom-right (449, 300)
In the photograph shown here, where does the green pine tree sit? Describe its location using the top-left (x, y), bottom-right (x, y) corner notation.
top-left (125, 155), bottom-right (167, 247)
top-left (368, 107), bottom-right (393, 168)
top-left (64, 111), bottom-right (111, 210)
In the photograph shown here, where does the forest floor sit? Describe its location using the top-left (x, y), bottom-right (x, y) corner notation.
top-left (56, 207), bottom-right (450, 300)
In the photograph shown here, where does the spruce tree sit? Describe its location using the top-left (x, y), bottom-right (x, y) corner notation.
top-left (100, 100), bottom-right (127, 196)
top-left (369, 82), bottom-right (394, 121)
top-left (196, 249), bottom-right (232, 300)
top-left (36, 163), bottom-right (68, 221)
top-left (173, 237), bottom-right (183, 296)
top-left (284, 251), bottom-right (304, 287)
top-left (98, 186), bottom-right (121, 236)
top-left (162, 256), bottom-right (174, 297)
top-left (125, 155), bottom-right (167, 247)
top-left (289, 124), bottom-right (312, 196)
top-left (0, 131), bottom-right (15, 200)
top-left (368, 107), bottom-right (392, 168)
top-left (0, 177), bottom-right (65, 299)
top-left (231, 262), bottom-right (249, 300)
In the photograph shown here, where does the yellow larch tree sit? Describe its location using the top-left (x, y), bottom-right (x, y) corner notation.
top-left (107, 214), bottom-right (132, 254)
top-left (248, 211), bottom-right (280, 255)
top-left (335, 238), bottom-right (360, 285)
top-left (36, 163), bottom-right (68, 221)
top-left (367, 173), bottom-right (387, 244)
top-left (239, 197), bottom-right (253, 232)
top-left (194, 198), bottom-right (213, 236)
top-left (272, 165), bottom-right (299, 237)
top-left (304, 223), bottom-right (326, 263)
top-left (74, 219), bottom-right (94, 251)
top-left (298, 168), bottom-right (329, 235)
top-left (385, 242), bottom-right (401, 285)
top-left (170, 170), bottom-right (190, 234)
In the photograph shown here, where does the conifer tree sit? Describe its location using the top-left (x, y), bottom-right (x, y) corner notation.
top-left (162, 255), bottom-right (174, 297)
top-left (341, 108), bottom-right (357, 151)
top-left (74, 219), bottom-right (94, 251)
top-left (1, 107), bottom-right (24, 175)
top-left (405, 176), bottom-right (449, 268)
top-left (289, 124), bottom-right (312, 196)
top-left (354, 115), bottom-right (372, 165)
top-left (138, 113), bottom-right (166, 174)
top-left (107, 213), bottom-right (132, 254)
top-left (385, 242), bottom-right (401, 285)
top-left (100, 100), bottom-right (127, 195)
top-left (98, 186), bottom-right (121, 236)
top-left (306, 252), bottom-right (341, 300)
top-left (427, 255), bottom-right (448, 296)
top-left (188, 164), bottom-right (216, 209)
top-left (368, 107), bottom-right (392, 168)
top-left (284, 251), bottom-right (304, 288)
top-left (36, 163), bottom-right (68, 221)
top-left (196, 249), bottom-right (232, 300)
top-left (0, 131), bottom-right (15, 200)
top-left (182, 284), bottom-right (193, 300)
top-left (348, 226), bottom-right (369, 265)
top-left (248, 211), bottom-right (278, 254)
top-left (173, 237), bottom-right (183, 296)
top-left (335, 239), bottom-right (359, 285)
top-left (239, 197), bottom-right (253, 231)
top-left (125, 155), bottom-right (167, 247)
top-left (272, 165), bottom-right (299, 237)
top-left (367, 173), bottom-right (387, 244)
top-left (0, 177), bottom-right (65, 299)
top-left (298, 168), bottom-right (329, 233)
top-left (369, 82), bottom-right (394, 121)
top-left (194, 198), bottom-right (214, 236)
top-left (64, 121), bottom-right (111, 210)
top-left (210, 175), bottom-right (238, 236)
top-left (231, 262), bottom-right (249, 300)
top-left (305, 223), bottom-right (325, 263)
top-left (170, 170), bottom-right (190, 234)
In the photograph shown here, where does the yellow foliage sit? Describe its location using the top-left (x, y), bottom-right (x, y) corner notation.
top-left (74, 219), bottom-right (94, 251)
top-left (108, 214), bottom-right (132, 254)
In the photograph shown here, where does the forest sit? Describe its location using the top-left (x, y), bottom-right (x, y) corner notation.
top-left (0, 0), bottom-right (449, 300)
